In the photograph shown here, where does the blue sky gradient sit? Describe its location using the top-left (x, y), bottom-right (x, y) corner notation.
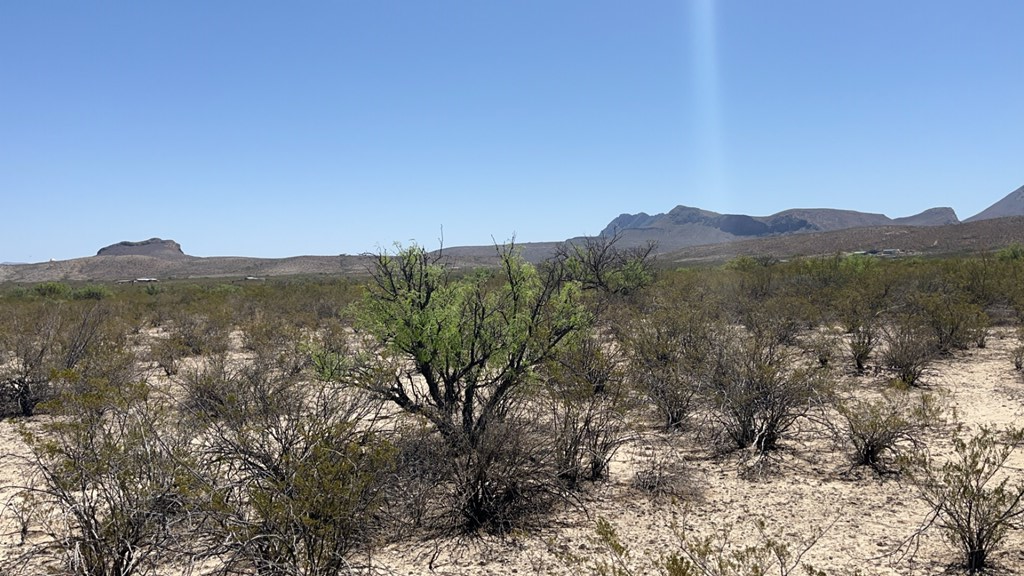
top-left (2, 2), bottom-right (1022, 262)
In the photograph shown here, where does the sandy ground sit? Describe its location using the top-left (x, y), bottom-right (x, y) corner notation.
top-left (0, 329), bottom-right (1021, 575)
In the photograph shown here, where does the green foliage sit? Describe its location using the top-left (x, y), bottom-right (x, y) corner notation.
top-left (356, 243), bottom-right (590, 531)
top-left (71, 284), bottom-right (113, 300)
top-left (33, 281), bottom-right (71, 299)
top-left (995, 242), bottom-right (1024, 261)
top-left (903, 427), bottom-right (1024, 572)
top-left (558, 234), bottom-right (655, 297)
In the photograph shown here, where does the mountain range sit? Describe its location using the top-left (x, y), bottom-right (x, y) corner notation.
top-left (1, 184), bottom-right (1022, 282)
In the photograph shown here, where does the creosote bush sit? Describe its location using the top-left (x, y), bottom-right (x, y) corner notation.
top-left (545, 333), bottom-right (632, 486)
top-left (0, 301), bottom-right (127, 417)
top-left (18, 378), bottom-right (198, 576)
top-left (704, 328), bottom-right (828, 457)
top-left (186, 354), bottom-right (395, 576)
top-left (881, 315), bottom-right (936, 387)
top-left (623, 305), bottom-right (720, 430)
top-left (902, 426), bottom-right (1024, 572)
top-left (579, 516), bottom-right (828, 576)
top-left (832, 389), bottom-right (943, 473)
top-left (848, 322), bottom-right (877, 373)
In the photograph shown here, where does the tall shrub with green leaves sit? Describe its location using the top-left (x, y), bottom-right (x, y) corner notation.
top-left (355, 243), bottom-right (590, 531)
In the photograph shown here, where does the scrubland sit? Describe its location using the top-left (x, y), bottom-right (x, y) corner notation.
top-left (1, 242), bottom-right (1024, 576)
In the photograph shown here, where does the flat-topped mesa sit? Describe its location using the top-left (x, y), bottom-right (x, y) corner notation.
top-left (96, 238), bottom-right (186, 258)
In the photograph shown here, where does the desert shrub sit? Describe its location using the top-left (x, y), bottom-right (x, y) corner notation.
top-left (302, 319), bottom-right (354, 383)
top-left (704, 329), bottom-right (828, 456)
top-left (805, 329), bottom-right (840, 368)
top-left (71, 284), bottom-right (112, 300)
top-left (545, 333), bottom-right (632, 486)
top-left (355, 243), bottom-right (590, 532)
top-left (16, 378), bottom-right (198, 576)
top-left (740, 299), bottom-right (802, 349)
top-left (623, 306), bottom-right (720, 430)
top-left (579, 517), bottom-right (827, 576)
top-left (1013, 327), bottom-right (1024, 372)
top-left (848, 322), bottom-right (878, 373)
top-left (175, 353), bottom-right (236, 421)
top-left (880, 315), bottom-right (936, 387)
top-left (915, 293), bottom-right (989, 354)
top-left (558, 233), bottom-right (655, 298)
top-left (190, 356), bottom-right (394, 576)
top-left (0, 301), bottom-right (126, 416)
top-left (832, 390), bottom-right (943, 473)
top-left (725, 255), bottom-right (777, 303)
top-left (240, 312), bottom-right (307, 375)
top-left (169, 311), bottom-right (231, 356)
top-left (902, 427), bottom-right (1024, 572)
top-left (33, 281), bottom-right (71, 299)
top-left (149, 309), bottom-right (231, 376)
top-left (996, 243), bottom-right (1024, 261)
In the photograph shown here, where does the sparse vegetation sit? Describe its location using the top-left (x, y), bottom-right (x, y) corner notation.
top-left (1, 249), bottom-right (1023, 574)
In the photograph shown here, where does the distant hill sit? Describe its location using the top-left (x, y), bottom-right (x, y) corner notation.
top-left (966, 184), bottom-right (1024, 222)
top-left (97, 238), bottom-right (186, 259)
top-left (661, 216), bottom-right (1024, 265)
top-left (597, 206), bottom-right (960, 252)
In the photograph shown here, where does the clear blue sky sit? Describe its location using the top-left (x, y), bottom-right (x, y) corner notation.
top-left (2, 1), bottom-right (1022, 262)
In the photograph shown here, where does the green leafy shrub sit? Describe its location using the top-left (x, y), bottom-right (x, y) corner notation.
top-left (33, 281), bottom-right (71, 299)
top-left (355, 243), bottom-right (590, 532)
top-left (71, 284), bottom-right (112, 300)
